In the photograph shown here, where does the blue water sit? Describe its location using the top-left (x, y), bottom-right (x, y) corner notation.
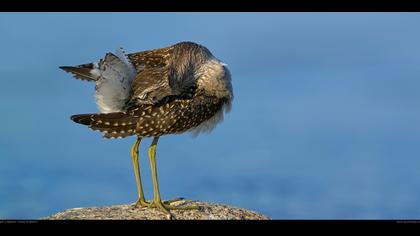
top-left (1, 13), bottom-right (420, 219)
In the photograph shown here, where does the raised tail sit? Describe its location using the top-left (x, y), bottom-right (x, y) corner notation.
top-left (71, 112), bottom-right (138, 139)
top-left (60, 48), bottom-right (136, 83)
top-left (59, 63), bottom-right (100, 82)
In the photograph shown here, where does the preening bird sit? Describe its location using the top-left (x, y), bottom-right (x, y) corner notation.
top-left (60, 41), bottom-right (233, 218)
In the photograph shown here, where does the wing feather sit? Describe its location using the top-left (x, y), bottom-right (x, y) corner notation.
top-left (125, 43), bottom-right (200, 106)
top-left (126, 47), bottom-right (175, 105)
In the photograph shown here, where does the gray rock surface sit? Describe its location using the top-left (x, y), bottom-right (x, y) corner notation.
top-left (43, 200), bottom-right (269, 220)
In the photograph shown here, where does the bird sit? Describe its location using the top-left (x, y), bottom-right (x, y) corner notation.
top-left (60, 41), bottom-right (233, 219)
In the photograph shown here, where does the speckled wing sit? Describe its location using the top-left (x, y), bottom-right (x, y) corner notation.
top-left (125, 47), bottom-right (176, 105)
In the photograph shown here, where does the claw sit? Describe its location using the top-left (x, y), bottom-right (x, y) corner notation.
top-left (133, 197), bottom-right (150, 208)
top-left (163, 197), bottom-right (185, 205)
top-left (146, 199), bottom-right (199, 219)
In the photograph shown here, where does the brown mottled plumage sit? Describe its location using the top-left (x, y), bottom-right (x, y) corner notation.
top-left (63, 41), bottom-right (233, 138)
top-left (60, 41), bottom-right (233, 218)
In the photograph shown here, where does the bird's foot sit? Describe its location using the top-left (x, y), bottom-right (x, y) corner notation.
top-left (163, 197), bottom-right (185, 205)
top-left (133, 197), bottom-right (186, 209)
top-left (148, 198), bottom-right (200, 219)
top-left (133, 197), bottom-right (150, 208)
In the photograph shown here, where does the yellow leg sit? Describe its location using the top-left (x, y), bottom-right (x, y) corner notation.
top-left (131, 137), bottom-right (149, 208)
top-left (147, 137), bottom-right (199, 219)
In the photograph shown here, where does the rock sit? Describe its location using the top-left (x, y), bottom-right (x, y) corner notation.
top-left (42, 200), bottom-right (270, 220)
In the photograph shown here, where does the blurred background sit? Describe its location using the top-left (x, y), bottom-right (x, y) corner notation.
top-left (0, 13), bottom-right (419, 219)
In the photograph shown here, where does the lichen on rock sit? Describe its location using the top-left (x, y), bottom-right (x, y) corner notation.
top-left (42, 200), bottom-right (269, 220)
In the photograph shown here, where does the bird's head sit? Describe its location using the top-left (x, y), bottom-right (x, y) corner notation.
top-left (194, 54), bottom-right (233, 102)
top-left (169, 41), bottom-right (233, 102)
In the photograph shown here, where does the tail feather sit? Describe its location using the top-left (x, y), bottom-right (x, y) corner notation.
top-left (60, 64), bottom-right (99, 82)
top-left (71, 113), bottom-right (138, 139)
top-left (60, 48), bottom-right (136, 84)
